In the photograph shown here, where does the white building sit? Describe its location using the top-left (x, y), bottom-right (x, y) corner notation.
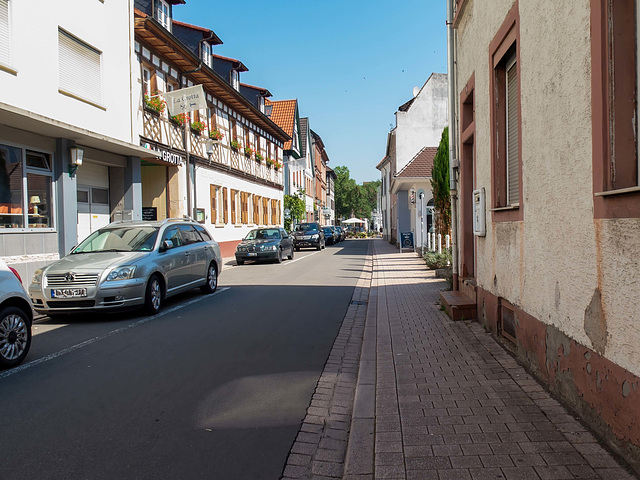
top-left (0, 0), bottom-right (149, 283)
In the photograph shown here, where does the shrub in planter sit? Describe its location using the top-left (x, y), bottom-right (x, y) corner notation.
top-left (423, 250), bottom-right (452, 269)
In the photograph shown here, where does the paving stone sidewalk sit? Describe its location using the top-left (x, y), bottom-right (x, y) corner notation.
top-left (282, 238), bottom-right (638, 480)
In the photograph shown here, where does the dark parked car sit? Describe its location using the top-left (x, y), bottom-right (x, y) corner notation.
top-left (337, 226), bottom-right (346, 241)
top-left (292, 222), bottom-right (325, 251)
top-left (331, 226), bottom-right (342, 242)
top-left (323, 226), bottom-right (337, 245)
top-left (235, 227), bottom-right (294, 265)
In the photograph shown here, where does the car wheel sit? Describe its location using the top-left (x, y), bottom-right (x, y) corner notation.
top-left (236, 259), bottom-right (244, 266)
top-left (276, 248), bottom-right (283, 263)
top-left (144, 275), bottom-right (163, 316)
top-left (0, 306), bottom-right (32, 368)
top-left (288, 247), bottom-right (294, 260)
top-left (295, 246), bottom-right (300, 252)
top-left (200, 262), bottom-right (218, 294)
top-left (316, 242), bottom-right (321, 251)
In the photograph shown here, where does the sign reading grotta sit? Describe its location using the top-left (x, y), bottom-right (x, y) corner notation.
top-left (164, 85), bottom-right (206, 115)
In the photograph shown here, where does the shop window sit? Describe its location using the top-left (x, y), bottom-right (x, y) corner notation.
top-left (58, 29), bottom-right (102, 106)
top-left (0, 144), bottom-right (54, 230)
top-left (592, 0), bottom-right (640, 218)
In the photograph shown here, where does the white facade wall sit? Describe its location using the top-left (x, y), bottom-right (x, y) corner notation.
top-left (395, 73), bottom-right (448, 172)
top-left (1, 0), bottom-right (135, 143)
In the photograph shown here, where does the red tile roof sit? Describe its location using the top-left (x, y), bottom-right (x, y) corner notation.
top-left (266, 99), bottom-right (297, 151)
top-left (395, 147), bottom-right (438, 178)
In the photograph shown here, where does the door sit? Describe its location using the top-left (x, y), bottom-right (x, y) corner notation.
top-left (178, 224), bottom-right (206, 284)
top-left (158, 226), bottom-right (192, 291)
top-left (77, 162), bottom-right (110, 244)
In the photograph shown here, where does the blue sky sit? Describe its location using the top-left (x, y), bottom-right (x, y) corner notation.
top-left (175, 0), bottom-right (447, 184)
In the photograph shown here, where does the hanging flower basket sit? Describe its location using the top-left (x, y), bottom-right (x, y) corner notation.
top-left (190, 120), bottom-right (206, 135)
top-left (170, 113), bottom-right (190, 127)
top-left (209, 130), bottom-right (224, 141)
top-left (230, 139), bottom-right (241, 151)
top-left (144, 93), bottom-right (166, 115)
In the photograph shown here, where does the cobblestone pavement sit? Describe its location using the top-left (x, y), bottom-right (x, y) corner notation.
top-left (282, 239), bottom-right (638, 480)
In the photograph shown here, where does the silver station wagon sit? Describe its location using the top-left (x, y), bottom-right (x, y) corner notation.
top-left (29, 218), bottom-right (222, 316)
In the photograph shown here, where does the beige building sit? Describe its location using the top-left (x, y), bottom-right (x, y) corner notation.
top-left (446, 0), bottom-right (640, 472)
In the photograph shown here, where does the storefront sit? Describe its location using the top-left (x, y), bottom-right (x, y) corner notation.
top-left (140, 139), bottom-right (186, 221)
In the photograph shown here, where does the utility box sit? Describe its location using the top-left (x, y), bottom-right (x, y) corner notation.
top-left (473, 188), bottom-right (486, 236)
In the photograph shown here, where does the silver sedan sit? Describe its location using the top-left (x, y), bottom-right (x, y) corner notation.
top-left (29, 218), bottom-right (222, 317)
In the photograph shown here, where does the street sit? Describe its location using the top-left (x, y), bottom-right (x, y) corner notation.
top-left (0, 239), bottom-right (370, 480)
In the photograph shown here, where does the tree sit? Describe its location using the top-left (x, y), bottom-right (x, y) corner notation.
top-left (334, 166), bottom-right (357, 218)
top-left (431, 127), bottom-right (451, 236)
top-left (284, 191), bottom-right (306, 231)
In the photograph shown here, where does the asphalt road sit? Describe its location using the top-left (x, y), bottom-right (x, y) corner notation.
top-left (0, 238), bottom-right (370, 480)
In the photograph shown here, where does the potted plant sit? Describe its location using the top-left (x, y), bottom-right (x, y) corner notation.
top-left (170, 113), bottom-right (190, 127)
top-left (144, 92), bottom-right (166, 115)
top-left (273, 161), bottom-right (282, 171)
top-left (244, 146), bottom-right (254, 158)
top-left (209, 130), bottom-right (224, 141)
top-left (230, 138), bottom-right (241, 151)
top-left (255, 152), bottom-right (263, 162)
top-left (190, 120), bottom-right (206, 135)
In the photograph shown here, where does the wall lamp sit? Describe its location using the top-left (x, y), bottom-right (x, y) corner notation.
top-left (69, 146), bottom-right (84, 177)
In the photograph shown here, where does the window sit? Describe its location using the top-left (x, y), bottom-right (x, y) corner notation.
top-left (489, 4), bottom-right (522, 221)
top-left (231, 70), bottom-right (239, 91)
top-left (155, 0), bottom-right (171, 31)
top-left (194, 224), bottom-right (212, 241)
top-left (201, 42), bottom-right (211, 67)
top-left (262, 198), bottom-right (269, 225)
top-left (259, 96), bottom-right (265, 113)
top-left (0, 145), bottom-right (54, 230)
top-left (253, 195), bottom-right (261, 225)
top-left (210, 184), bottom-right (217, 224)
top-left (241, 192), bottom-right (248, 224)
top-left (230, 189), bottom-right (237, 224)
top-left (58, 29), bottom-right (102, 106)
top-left (592, 0), bottom-right (640, 218)
top-left (0, 0), bottom-right (11, 68)
top-left (178, 225), bottom-right (201, 245)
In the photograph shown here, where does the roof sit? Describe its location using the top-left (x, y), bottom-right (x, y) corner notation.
top-left (376, 156), bottom-right (389, 170)
top-left (398, 97), bottom-right (415, 112)
top-left (265, 99), bottom-right (297, 151)
top-left (240, 83), bottom-right (272, 97)
top-left (395, 147), bottom-right (438, 178)
top-left (212, 53), bottom-right (248, 72)
top-left (172, 20), bottom-right (223, 45)
top-left (300, 118), bottom-right (309, 156)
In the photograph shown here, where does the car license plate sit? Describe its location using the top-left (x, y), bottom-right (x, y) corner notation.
top-left (51, 288), bottom-right (87, 298)
top-left (248, 253), bottom-right (257, 257)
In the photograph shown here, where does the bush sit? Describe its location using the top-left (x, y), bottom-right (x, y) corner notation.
top-left (423, 250), bottom-right (452, 269)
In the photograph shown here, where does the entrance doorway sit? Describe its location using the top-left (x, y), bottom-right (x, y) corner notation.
top-left (77, 163), bottom-right (110, 243)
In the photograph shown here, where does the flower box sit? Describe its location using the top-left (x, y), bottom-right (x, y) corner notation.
top-left (230, 139), bottom-right (241, 151)
top-left (190, 121), bottom-right (206, 135)
top-left (209, 130), bottom-right (224, 141)
top-left (144, 93), bottom-right (166, 115)
top-left (170, 113), bottom-right (190, 128)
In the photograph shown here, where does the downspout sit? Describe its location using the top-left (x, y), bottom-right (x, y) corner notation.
top-left (447, 0), bottom-right (460, 291)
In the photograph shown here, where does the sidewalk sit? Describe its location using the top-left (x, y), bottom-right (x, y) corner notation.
top-left (282, 238), bottom-right (638, 480)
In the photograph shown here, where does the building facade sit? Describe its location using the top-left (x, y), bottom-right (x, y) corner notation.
top-left (448, 0), bottom-right (640, 472)
top-left (1, 0), bottom-right (148, 284)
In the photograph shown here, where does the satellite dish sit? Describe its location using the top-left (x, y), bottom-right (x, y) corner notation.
top-left (412, 86), bottom-right (420, 98)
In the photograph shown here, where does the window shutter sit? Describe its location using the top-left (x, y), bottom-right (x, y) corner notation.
top-left (241, 192), bottom-right (247, 224)
top-left (212, 185), bottom-right (217, 222)
top-left (506, 60), bottom-right (519, 205)
top-left (58, 29), bottom-right (102, 105)
top-left (230, 190), bottom-right (236, 224)
top-left (223, 187), bottom-right (228, 223)
top-left (0, 0), bottom-right (10, 66)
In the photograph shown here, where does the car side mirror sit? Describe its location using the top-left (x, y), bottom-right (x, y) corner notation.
top-left (160, 239), bottom-right (174, 252)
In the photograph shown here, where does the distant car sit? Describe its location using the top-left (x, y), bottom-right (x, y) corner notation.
top-left (28, 218), bottom-right (222, 317)
top-left (323, 226), bottom-right (337, 245)
top-left (0, 260), bottom-right (33, 368)
top-left (235, 227), bottom-right (294, 265)
top-left (331, 226), bottom-right (343, 242)
top-left (292, 222), bottom-right (325, 251)
top-left (337, 227), bottom-right (346, 241)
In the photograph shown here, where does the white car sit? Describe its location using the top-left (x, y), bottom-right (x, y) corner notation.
top-left (0, 261), bottom-right (33, 368)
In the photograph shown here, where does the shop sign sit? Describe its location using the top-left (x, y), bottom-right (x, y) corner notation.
top-left (141, 141), bottom-right (185, 166)
top-left (164, 85), bottom-right (206, 115)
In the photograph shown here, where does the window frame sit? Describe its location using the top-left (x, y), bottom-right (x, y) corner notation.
top-left (58, 28), bottom-right (104, 109)
top-left (591, 0), bottom-right (640, 218)
top-left (488, 2), bottom-right (523, 222)
top-left (155, 0), bottom-right (171, 31)
top-left (0, 141), bottom-right (56, 233)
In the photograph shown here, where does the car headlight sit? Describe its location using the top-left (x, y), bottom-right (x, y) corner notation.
top-left (311, 234), bottom-right (319, 240)
top-left (106, 266), bottom-right (136, 281)
top-left (270, 245), bottom-right (277, 251)
top-left (32, 269), bottom-right (43, 284)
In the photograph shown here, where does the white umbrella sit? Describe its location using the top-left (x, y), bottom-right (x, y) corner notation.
top-left (342, 217), bottom-right (365, 224)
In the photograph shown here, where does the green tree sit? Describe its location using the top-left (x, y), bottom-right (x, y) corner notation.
top-left (335, 166), bottom-right (357, 219)
top-left (431, 127), bottom-right (451, 236)
top-left (284, 191), bottom-right (306, 231)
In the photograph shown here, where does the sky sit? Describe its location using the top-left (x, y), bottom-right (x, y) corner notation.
top-left (176, 0), bottom-right (448, 184)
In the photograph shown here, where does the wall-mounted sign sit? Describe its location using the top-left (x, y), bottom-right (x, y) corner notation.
top-left (142, 207), bottom-right (157, 221)
top-left (141, 141), bottom-right (185, 166)
top-left (164, 85), bottom-right (206, 115)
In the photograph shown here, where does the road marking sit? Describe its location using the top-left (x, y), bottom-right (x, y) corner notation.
top-left (0, 287), bottom-right (230, 380)
top-left (283, 250), bottom-right (323, 266)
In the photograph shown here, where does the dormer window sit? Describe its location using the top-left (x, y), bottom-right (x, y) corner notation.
top-left (259, 96), bottom-right (265, 113)
top-left (201, 42), bottom-right (211, 68)
top-left (155, 0), bottom-right (171, 31)
top-left (231, 70), bottom-right (239, 91)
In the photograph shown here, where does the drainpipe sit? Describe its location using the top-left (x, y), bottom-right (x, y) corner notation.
top-left (447, 0), bottom-right (460, 291)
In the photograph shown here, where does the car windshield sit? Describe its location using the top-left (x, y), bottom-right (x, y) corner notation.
top-left (72, 226), bottom-right (159, 253)
top-left (245, 228), bottom-right (281, 240)
top-left (296, 224), bottom-right (318, 233)
top-left (323, 227), bottom-right (333, 234)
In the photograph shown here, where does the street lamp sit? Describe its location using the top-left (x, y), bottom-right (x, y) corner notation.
top-left (206, 138), bottom-right (214, 164)
top-left (68, 146), bottom-right (84, 177)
